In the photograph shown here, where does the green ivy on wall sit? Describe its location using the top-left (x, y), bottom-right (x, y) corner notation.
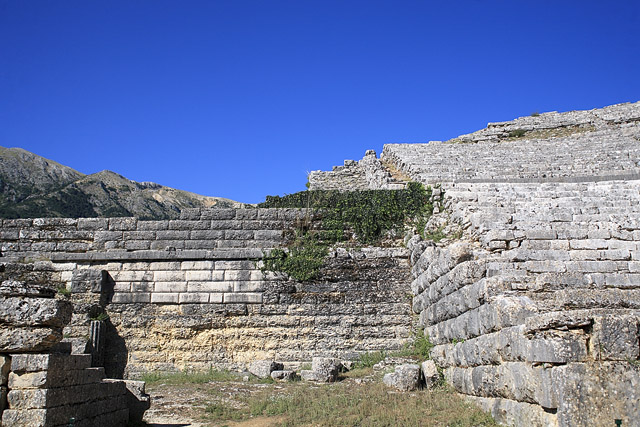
top-left (259, 182), bottom-right (433, 280)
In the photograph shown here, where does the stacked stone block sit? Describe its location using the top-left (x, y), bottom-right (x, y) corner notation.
top-left (381, 102), bottom-right (640, 186)
top-left (0, 208), bottom-right (312, 260)
top-left (3, 353), bottom-right (132, 426)
top-left (407, 179), bottom-right (640, 426)
top-left (0, 212), bottom-right (414, 376)
top-left (100, 248), bottom-right (413, 377)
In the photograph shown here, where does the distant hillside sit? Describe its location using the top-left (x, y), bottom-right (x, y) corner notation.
top-left (0, 146), bottom-right (244, 219)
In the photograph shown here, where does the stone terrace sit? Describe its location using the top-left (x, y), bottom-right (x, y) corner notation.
top-left (382, 101), bottom-right (640, 185)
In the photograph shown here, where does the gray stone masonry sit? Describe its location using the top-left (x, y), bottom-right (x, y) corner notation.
top-left (405, 177), bottom-right (640, 426)
top-left (308, 150), bottom-right (407, 191)
top-left (3, 352), bottom-right (150, 426)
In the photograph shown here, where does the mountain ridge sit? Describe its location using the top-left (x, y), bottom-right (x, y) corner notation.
top-left (0, 146), bottom-right (244, 219)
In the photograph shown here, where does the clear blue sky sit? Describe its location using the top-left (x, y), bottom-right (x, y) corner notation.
top-left (1, 1), bottom-right (639, 204)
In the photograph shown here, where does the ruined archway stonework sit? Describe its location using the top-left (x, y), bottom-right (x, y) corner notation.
top-left (2, 101), bottom-right (640, 426)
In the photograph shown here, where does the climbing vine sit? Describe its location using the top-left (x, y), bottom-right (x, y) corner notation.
top-left (259, 182), bottom-right (433, 280)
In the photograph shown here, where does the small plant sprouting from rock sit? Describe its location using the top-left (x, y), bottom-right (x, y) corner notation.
top-left (531, 111), bottom-right (540, 117)
top-left (90, 312), bottom-right (110, 322)
top-left (56, 285), bottom-right (71, 297)
top-left (507, 129), bottom-right (527, 138)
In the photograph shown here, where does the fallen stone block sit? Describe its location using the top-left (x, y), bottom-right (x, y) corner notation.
top-left (421, 360), bottom-right (440, 389)
top-left (248, 360), bottom-right (284, 379)
top-left (270, 370), bottom-right (297, 381)
top-left (310, 357), bottom-right (341, 382)
top-left (383, 364), bottom-right (422, 391)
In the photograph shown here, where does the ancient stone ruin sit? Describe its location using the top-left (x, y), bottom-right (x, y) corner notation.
top-left (1, 100), bottom-right (639, 426)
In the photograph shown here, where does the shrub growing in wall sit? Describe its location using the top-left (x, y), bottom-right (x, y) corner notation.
top-left (259, 182), bottom-right (432, 280)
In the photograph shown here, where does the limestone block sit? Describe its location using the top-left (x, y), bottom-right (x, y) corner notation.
top-left (590, 315), bottom-right (639, 360)
top-left (201, 208), bottom-right (236, 220)
top-left (0, 296), bottom-right (72, 327)
top-left (215, 261), bottom-right (255, 270)
top-left (0, 326), bottom-right (63, 353)
top-left (10, 354), bottom-right (91, 373)
top-left (111, 293), bottom-right (151, 304)
top-left (7, 380), bottom-right (124, 409)
top-left (383, 364), bottom-right (422, 391)
top-left (153, 270), bottom-right (185, 282)
top-left (156, 230), bottom-right (189, 240)
top-left (235, 209), bottom-right (258, 220)
top-left (233, 281), bottom-right (264, 292)
top-left (1, 408), bottom-right (47, 426)
top-left (269, 370), bottom-right (296, 382)
top-left (151, 293), bottom-right (179, 304)
top-left (224, 270), bottom-right (252, 281)
top-left (185, 270), bottom-right (213, 281)
top-left (169, 220), bottom-right (211, 230)
top-left (421, 360), bottom-right (440, 389)
top-left (554, 362), bottom-right (640, 426)
top-left (190, 230), bottom-right (224, 240)
top-left (108, 217), bottom-right (137, 231)
top-left (465, 395), bottom-right (558, 427)
top-left (187, 282), bottom-right (232, 293)
top-left (224, 230), bottom-right (254, 240)
top-left (309, 357), bottom-right (341, 382)
top-left (209, 293), bottom-right (223, 303)
top-left (179, 292), bottom-right (209, 304)
top-left (223, 293), bottom-right (262, 304)
top-left (154, 281), bottom-right (187, 293)
top-left (248, 360), bottom-right (284, 378)
top-left (8, 367), bottom-right (105, 389)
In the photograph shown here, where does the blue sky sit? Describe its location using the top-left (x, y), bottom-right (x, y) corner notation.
top-left (1, 1), bottom-right (639, 204)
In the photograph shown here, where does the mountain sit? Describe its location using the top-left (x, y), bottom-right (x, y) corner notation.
top-left (0, 146), bottom-right (244, 219)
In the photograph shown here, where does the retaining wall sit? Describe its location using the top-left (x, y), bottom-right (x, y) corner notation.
top-left (407, 180), bottom-right (640, 426)
top-left (0, 208), bottom-right (414, 377)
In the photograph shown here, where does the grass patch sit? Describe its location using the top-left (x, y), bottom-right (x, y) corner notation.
top-left (56, 285), bottom-right (71, 297)
top-left (242, 382), bottom-right (496, 426)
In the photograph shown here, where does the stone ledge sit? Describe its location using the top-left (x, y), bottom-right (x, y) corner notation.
top-left (50, 248), bottom-right (266, 262)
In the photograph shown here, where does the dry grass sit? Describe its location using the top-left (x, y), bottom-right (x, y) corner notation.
top-left (143, 370), bottom-right (497, 427)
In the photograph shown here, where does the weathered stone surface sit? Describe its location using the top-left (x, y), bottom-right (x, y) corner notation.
top-left (8, 367), bottom-right (105, 389)
top-left (421, 360), bottom-right (440, 389)
top-left (0, 326), bottom-right (63, 353)
top-left (383, 364), bottom-right (422, 391)
top-left (0, 296), bottom-right (72, 327)
top-left (310, 357), bottom-right (341, 383)
top-left (10, 353), bottom-right (92, 373)
top-left (248, 360), bottom-right (283, 379)
top-left (270, 370), bottom-right (297, 381)
top-left (553, 362), bottom-right (640, 426)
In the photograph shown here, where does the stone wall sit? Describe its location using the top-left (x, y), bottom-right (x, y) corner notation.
top-left (0, 263), bottom-right (149, 425)
top-left (406, 180), bottom-right (640, 426)
top-left (0, 208), bottom-right (414, 377)
top-left (305, 101), bottom-right (640, 425)
top-left (381, 102), bottom-right (640, 186)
